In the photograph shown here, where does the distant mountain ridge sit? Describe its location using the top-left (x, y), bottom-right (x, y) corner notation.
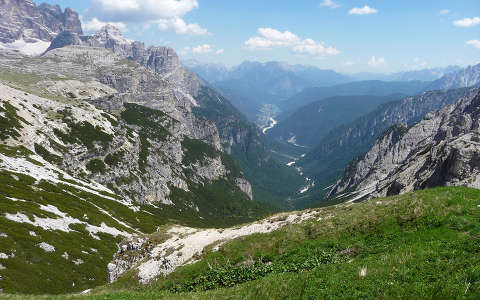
top-left (352, 66), bottom-right (462, 82)
top-left (184, 60), bottom-right (353, 121)
top-left (273, 63), bottom-right (480, 147)
top-left (279, 80), bottom-right (429, 114)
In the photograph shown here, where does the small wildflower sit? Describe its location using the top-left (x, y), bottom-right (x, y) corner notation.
top-left (359, 267), bottom-right (367, 277)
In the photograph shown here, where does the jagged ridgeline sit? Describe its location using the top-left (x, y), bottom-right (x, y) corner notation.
top-left (294, 87), bottom-right (480, 207)
top-left (330, 88), bottom-right (480, 201)
top-left (0, 15), bottom-right (299, 295)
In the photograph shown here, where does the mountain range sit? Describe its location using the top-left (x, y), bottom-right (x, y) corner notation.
top-left (186, 60), bottom-right (464, 124)
top-left (0, 1), bottom-right (304, 293)
top-left (266, 64), bottom-right (480, 153)
top-left (2, 0), bottom-right (480, 297)
top-left (352, 66), bottom-right (462, 82)
top-left (185, 60), bottom-right (353, 123)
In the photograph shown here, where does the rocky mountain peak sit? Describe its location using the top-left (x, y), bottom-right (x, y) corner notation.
top-left (0, 0), bottom-right (82, 43)
top-left (93, 25), bottom-right (128, 43)
top-left (330, 88), bottom-right (480, 201)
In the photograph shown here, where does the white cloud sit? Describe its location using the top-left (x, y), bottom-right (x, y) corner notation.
top-left (453, 17), bottom-right (480, 27)
top-left (156, 17), bottom-right (209, 35)
top-left (244, 28), bottom-right (339, 57)
top-left (192, 44), bottom-right (213, 54)
top-left (368, 56), bottom-right (385, 67)
top-left (408, 57), bottom-right (428, 70)
top-left (466, 40), bottom-right (480, 49)
top-left (319, 0), bottom-right (342, 9)
top-left (349, 6), bottom-right (378, 15)
top-left (439, 9), bottom-right (450, 15)
top-left (90, 0), bottom-right (209, 35)
top-left (244, 28), bottom-right (299, 49)
top-left (92, 0), bottom-right (199, 21)
top-left (291, 38), bottom-right (340, 56)
top-left (82, 17), bottom-right (127, 33)
top-left (180, 44), bottom-right (224, 55)
top-left (343, 61), bottom-right (354, 66)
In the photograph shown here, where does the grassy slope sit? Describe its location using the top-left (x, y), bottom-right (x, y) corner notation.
top-left (0, 150), bottom-right (166, 294)
top-left (7, 186), bottom-right (480, 299)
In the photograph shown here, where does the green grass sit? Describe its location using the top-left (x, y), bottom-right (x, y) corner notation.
top-left (0, 102), bottom-right (28, 141)
top-left (34, 143), bottom-right (62, 165)
top-left (104, 151), bottom-right (125, 167)
top-left (53, 120), bottom-right (113, 151)
top-left (6, 186), bottom-right (478, 299)
top-left (0, 164), bottom-right (174, 295)
top-left (181, 138), bottom-right (218, 166)
top-left (86, 159), bottom-right (106, 174)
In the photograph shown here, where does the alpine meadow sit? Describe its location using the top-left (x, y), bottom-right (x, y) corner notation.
top-left (0, 0), bottom-right (479, 299)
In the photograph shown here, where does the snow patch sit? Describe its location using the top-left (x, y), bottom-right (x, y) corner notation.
top-left (0, 153), bottom-right (138, 211)
top-left (0, 39), bottom-right (51, 56)
top-left (5, 209), bottom-right (131, 240)
top-left (38, 242), bottom-right (55, 252)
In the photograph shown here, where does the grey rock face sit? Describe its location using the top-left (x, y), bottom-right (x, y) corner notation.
top-left (0, 42), bottom-right (254, 204)
top-left (331, 88), bottom-right (480, 200)
top-left (47, 27), bottom-right (262, 163)
top-left (300, 87), bottom-right (480, 186)
top-left (0, 0), bottom-right (82, 43)
top-left (235, 178), bottom-right (254, 200)
top-left (81, 25), bottom-right (202, 97)
top-left (45, 30), bottom-right (82, 52)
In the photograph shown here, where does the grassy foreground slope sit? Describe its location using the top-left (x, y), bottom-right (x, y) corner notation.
top-left (5, 186), bottom-right (480, 299)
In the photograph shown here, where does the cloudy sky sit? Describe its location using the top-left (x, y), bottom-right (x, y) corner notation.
top-left (34, 0), bottom-right (479, 73)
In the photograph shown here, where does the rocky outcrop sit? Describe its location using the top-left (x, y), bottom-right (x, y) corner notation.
top-left (235, 178), bottom-right (253, 200)
top-left (107, 209), bottom-right (321, 284)
top-left (0, 0), bottom-right (82, 44)
top-left (299, 87), bottom-right (480, 188)
top-left (330, 89), bottom-right (480, 200)
top-left (0, 43), bottom-right (254, 207)
top-left (80, 25), bottom-right (202, 97)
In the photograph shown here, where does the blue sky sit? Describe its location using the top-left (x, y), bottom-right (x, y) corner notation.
top-left (34, 0), bottom-right (480, 73)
